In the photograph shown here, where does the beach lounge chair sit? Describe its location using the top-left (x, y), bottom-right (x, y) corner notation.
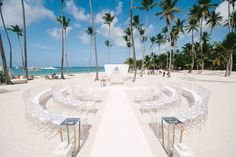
top-left (11, 78), bottom-right (27, 84)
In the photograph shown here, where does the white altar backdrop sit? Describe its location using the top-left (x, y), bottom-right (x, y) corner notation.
top-left (104, 64), bottom-right (129, 77)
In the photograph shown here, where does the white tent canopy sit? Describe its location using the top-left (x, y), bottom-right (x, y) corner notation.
top-left (104, 64), bottom-right (129, 84)
top-left (104, 64), bottom-right (129, 77)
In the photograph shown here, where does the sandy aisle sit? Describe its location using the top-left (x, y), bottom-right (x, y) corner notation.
top-left (89, 85), bottom-right (154, 157)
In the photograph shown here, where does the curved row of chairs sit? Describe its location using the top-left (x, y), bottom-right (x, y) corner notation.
top-left (135, 85), bottom-right (182, 113)
top-left (23, 84), bottom-right (101, 139)
top-left (71, 84), bottom-right (102, 103)
top-left (134, 87), bottom-right (162, 103)
top-left (52, 85), bottom-right (98, 114)
top-left (150, 83), bottom-right (210, 133)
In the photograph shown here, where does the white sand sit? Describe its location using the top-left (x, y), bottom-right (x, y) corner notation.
top-left (0, 71), bottom-right (236, 157)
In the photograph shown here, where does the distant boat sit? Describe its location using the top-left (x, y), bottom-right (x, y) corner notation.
top-left (42, 66), bottom-right (57, 70)
top-left (28, 66), bottom-right (41, 71)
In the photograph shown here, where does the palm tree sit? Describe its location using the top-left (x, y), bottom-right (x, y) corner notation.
top-left (182, 43), bottom-right (193, 71)
top-left (149, 36), bottom-right (156, 69)
top-left (197, 0), bottom-right (217, 73)
top-left (123, 34), bottom-right (132, 59)
top-left (21, 0), bottom-right (28, 79)
top-left (224, 0), bottom-right (236, 32)
top-left (137, 0), bottom-right (156, 75)
top-left (0, 0), bottom-right (12, 71)
top-left (85, 27), bottom-right (94, 74)
top-left (220, 32), bottom-right (236, 76)
top-left (123, 28), bottom-right (133, 59)
top-left (149, 36), bottom-right (156, 50)
top-left (162, 26), bottom-right (169, 69)
top-left (104, 40), bottom-right (112, 56)
top-left (137, 0), bottom-right (156, 28)
top-left (57, 16), bottom-right (70, 76)
top-left (155, 0), bottom-right (180, 77)
top-left (206, 11), bottom-right (223, 34)
top-left (102, 12), bottom-right (115, 64)
top-left (0, 34), bottom-right (12, 84)
top-left (174, 19), bottom-right (185, 33)
top-left (89, 0), bottom-right (99, 81)
top-left (169, 27), bottom-right (179, 72)
top-left (186, 18), bottom-right (199, 73)
top-left (225, 10), bottom-right (236, 75)
top-left (225, 11), bottom-right (236, 32)
top-left (130, 0), bottom-right (137, 82)
top-left (8, 25), bottom-right (24, 67)
top-left (59, 0), bottom-right (66, 79)
top-left (132, 15), bottom-right (146, 76)
top-left (132, 15), bottom-right (143, 29)
top-left (126, 42), bottom-right (132, 58)
top-left (156, 33), bottom-right (164, 52)
top-left (139, 27), bottom-right (147, 76)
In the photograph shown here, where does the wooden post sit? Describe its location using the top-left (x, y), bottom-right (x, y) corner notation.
top-left (173, 125), bottom-right (176, 145)
top-left (66, 125), bottom-right (70, 144)
top-left (161, 119), bottom-right (164, 147)
top-left (180, 125), bottom-right (184, 143)
top-left (78, 121), bottom-right (81, 151)
top-left (59, 127), bottom-right (63, 142)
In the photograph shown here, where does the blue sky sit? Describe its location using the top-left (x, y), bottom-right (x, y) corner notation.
top-left (0, 0), bottom-right (229, 67)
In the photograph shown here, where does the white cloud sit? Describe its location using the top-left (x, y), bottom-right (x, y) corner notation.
top-left (1, 0), bottom-right (55, 27)
top-left (77, 31), bottom-right (90, 44)
top-left (146, 24), bottom-right (154, 35)
top-left (116, 1), bottom-right (123, 15)
top-left (48, 27), bottom-right (72, 40)
top-left (30, 44), bottom-right (53, 50)
top-left (73, 23), bottom-right (81, 29)
top-left (65, 1), bottom-right (89, 21)
top-left (201, 1), bottom-right (232, 30)
top-left (215, 1), bottom-right (233, 25)
top-left (95, 9), bottom-right (125, 47)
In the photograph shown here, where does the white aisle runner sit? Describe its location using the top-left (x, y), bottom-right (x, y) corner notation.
top-left (89, 85), bottom-right (154, 157)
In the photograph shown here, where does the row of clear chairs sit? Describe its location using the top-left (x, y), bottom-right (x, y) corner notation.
top-left (52, 89), bottom-right (97, 114)
top-left (23, 85), bottom-right (88, 139)
top-left (150, 83), bottom-right (210, 134)
top-left (134, 86), bottom-right (163, 103)
top-left (71, 84), bottom-right (102, 103)
top-left (140, 85), bottom-right (182, 113)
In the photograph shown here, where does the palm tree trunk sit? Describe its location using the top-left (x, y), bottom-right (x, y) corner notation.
top-left (228, 0), bottom-right (231, 32)
top-left (88, 36), bottom-right (92, 74)
top-left (199, 17), bottom-right (204, 74)
top-left (141, 42), bottom-right (145, 76)
top-left (141, 12), bottom-right (149, 77)
top-left (229, 53), bottom-right (233, 76)
top-left (60, 0), bottom-right (65, 79)
top-left (130, 0), bottom-right (137, 82)
top-left (167, 24), bottom-right (171, 78)
top-left (166, 51), bottom-right (168, 69)
top-left (229, 3), bottom-right (235, 75)
top-left (17, 35), bottom-right (24, 67)
top-left (89, 0), bottom-right (99, 81)
top-left (65, 54), bottom-right (69, 76)
top-left (0, 34), bottom-right (12, 84)
top-left (233, 3), bottom-right (235, 31)
top-left (0, 7), bottom-right (12, 70)
top-left (21, 0), bottom-right (28, 79)
top-left (225, 56), bottom-right (230, 77)
top-left (189, 30), bottom-right (195, 73)
top-left (108, 25), bottom-right (111, 64)
top-left (129, 47), bottom-right (131, 58)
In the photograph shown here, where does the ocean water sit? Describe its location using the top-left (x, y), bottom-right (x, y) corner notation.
top-left (11, 67), bottom-right (105, 76)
